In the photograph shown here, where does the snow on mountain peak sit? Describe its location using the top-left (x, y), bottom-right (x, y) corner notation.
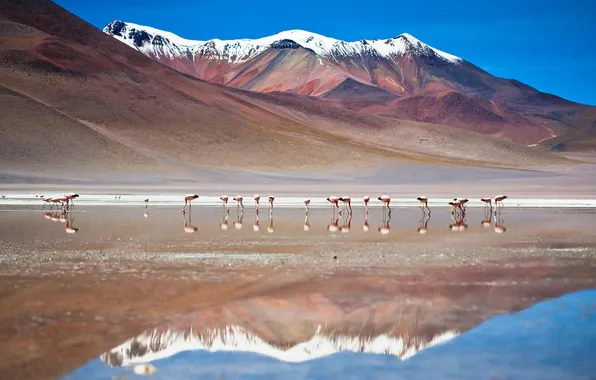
top-left (103, 21), bottom-right (462, 64)
top-left (100, 325), bottom-right (460, 367)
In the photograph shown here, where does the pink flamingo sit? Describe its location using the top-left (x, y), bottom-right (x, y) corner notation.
top-left (233, 196), bottom-right (244, 209)
top-left (363, 196), bottom-right (370, 212)
top-left (220, 195), bottom-right (229, 207)
top-left (327, 196), bottom-right (341, 214)
top-left (378, 195), bottom-right (391, 214)
top-left (417, 196), bottom-right (430, 213)
top-left (339, 197), bottom-right (352, 214)
top-left (183, 194), bottom-right (199, 213)
top-left (494, 195), bottom-right (507, 210)
top-left (304, 199), bottom-right (310, 212)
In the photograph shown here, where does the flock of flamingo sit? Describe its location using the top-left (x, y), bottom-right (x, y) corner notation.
top-left (1, 193), bottom-right (509, 235)
top-left (181, 194), bottom-right (508, 215)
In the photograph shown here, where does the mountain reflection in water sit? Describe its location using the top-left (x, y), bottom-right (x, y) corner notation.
top-left (66, 290), bottom-right (596, 380)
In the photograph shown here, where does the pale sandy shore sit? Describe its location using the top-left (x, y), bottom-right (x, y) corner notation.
top-left (0, 206), bottom-right (595, 379)
top-left (2, 158), bottom-right (596, 198)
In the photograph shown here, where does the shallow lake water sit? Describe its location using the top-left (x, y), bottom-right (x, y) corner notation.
top-left (0, 203), bottom-right (595, 379)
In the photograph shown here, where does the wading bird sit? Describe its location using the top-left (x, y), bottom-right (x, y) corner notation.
top-left (339, 197), bottom-right (352, 214)
top-left (183, 194), bottom-right (199, 214)
top-left (448, 200), bottom-right (462, 216)
top-left (363, 196), bottom-right (370, 211)
top-left (233, 196), bottom-right (244, 209)
top-left (481, 197), bottom-right (492, 210)
top-left (220, 195), bottom-right (229, 206)
top-left (268, 196), bottom-right (275, 210)
top-left (327, 196), bottom-right (341, 214)
top-left (417, 196), bottom-right (430, 213)
top-left (378, 195), bottom-right (391, 213)
top-left (253, 194), bottom-right (260, 209)
top-left (304, 199), bottom-right (310, 212)
top-left (494, 195), bottom-right (507, 210)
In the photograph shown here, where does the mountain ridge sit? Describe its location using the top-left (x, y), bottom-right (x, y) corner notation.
top-left (103, 20), bottom-right (594, 146)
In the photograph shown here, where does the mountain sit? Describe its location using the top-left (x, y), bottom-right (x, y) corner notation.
top-left (101, 326), bottom-right (458, 367)
top-left (103, 21), bottom-right (594, 146)
top-left (0, 0), bottom-right (565, 182)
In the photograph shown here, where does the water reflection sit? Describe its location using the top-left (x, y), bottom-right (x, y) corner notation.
top-left (417, 211), bottom-right (430, 234)
top-left (449, 211), bottom-right (468, 232)
top-left (253, 211), bottom-right (260, 232)
top-left (267, 211), bottom-right (274, 234)
top-left (363, 211), bottom-right (369, 232)
top-left (341, 213), bottom-right (352, 233)
top-left (234, 210), bottom-right (244, 230)
top-left (220, 209), bottom-right (229, 231)
top-left (378, 210), bottom-right (391, 235)
top-left (183, 212), bottom-right (198, 233)
top-left (303, 212), bottom-right (310, 232)
top-left (494, 210), bottom-right (507, 234)
top-left (327, 216), bottom-right (339, 232)
top-left (68, 288), bottom-right (596, 380)
top-left (42, 210), bottom-right (79, 233)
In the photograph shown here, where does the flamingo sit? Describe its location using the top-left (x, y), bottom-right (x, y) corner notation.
top-left (327, 196), bottom-right (341, 214)
top-left (183, 194), bottom-right (199, 213)
top-left (220, 195), bottom-right (229, 206)
top-left (378, 195), bottom-right (391, 213)
top-left (339, 197), bottom-right (352, 214)
top-left (495, 195), bottom-right (507, 210)
top-left (64, 193), bottom-right (79, 210)
top-left (448, 200), bottom-right (462, 215)
top-left (253, 194), bottom-right (260, 209)
top-left (363, 196), bottom-right (370, 211)
top-left (304, 199), bottom-right (310, 212)
top-left (417, 196), bottom-right (430, 213)
top-left (453, 198), bottom-right (468, 212)
top-left (481, 197), bottom-right (492, 209)
top-left (233, 196), bottom-right (244, 209)
top-left (268, 196), bottom-right (275, 210)
top-left (144, 199), bottom-right (149, 218)
top-left (1, 195), bottom-right (5, 199)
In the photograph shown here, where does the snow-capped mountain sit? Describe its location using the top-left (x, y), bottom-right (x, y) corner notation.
top-left (102, 21), bottom-right (588, 145)
top-left (103, 21), bottom-right (461, 65)
top-left (100, 325), bottom-right (459, 367)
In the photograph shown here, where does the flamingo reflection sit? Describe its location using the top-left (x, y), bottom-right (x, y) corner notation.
top-left (378, 209), bottom-right (391, 235)
top-left (303, 211), bottom-right (310, 232)
top-left (220, 208), bottom-right (230, 231)
top-left (449, 211), bottom-right (468, 232)
top-left (494, 210), bottom-right (507, 233)
top-left (363, 211), bottom-right (369, 232)
top-left (253, 210), bottom-right (260, 232)
top-left (234, 210), bottom-right (244, 230)
top-left (65, 211), bottom-right (79, 234)
top-left (327, 215), bottom-right (339, 232)
top-left (183, 212), bottom-right (198, 233)
top-left (341, 213), bottom-right (352, 233)
top-left (417, 211), bottom-right (431, 234)
top-left (267, 211), bottom-right (274, 233)
top-left (481, 207), bottom-right (493, 228)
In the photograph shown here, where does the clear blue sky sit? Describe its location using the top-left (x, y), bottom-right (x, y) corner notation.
top-left (55, 0), bottom-right (596, 105)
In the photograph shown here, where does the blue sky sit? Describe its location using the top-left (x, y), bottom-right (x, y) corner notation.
top-left (55, 0), bottom-right (596, 105)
